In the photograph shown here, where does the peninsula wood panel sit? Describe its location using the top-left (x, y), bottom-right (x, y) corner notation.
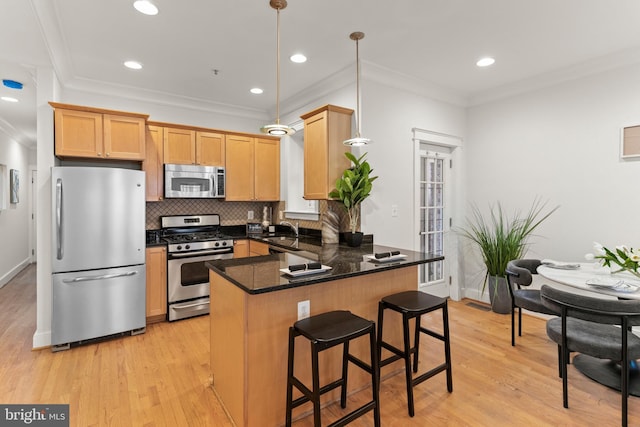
top-left (210, 266), bottom-right (415, 427)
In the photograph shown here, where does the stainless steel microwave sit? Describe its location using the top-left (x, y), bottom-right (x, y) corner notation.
top-left (164, 164), bottom-right (225, 198)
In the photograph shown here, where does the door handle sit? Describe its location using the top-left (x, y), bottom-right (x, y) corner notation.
top-left (56, 179), bottom-right (63, 260)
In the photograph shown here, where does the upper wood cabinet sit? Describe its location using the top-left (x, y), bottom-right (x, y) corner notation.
top-left (225, 134), bottom-right (280, 201)
top-left (143, 125), bottom-right (164, 201)
top-left (163, 127), bottom-right (225, 166)
top-left (301, 105), bottom-right (353, 200)
top-left (254, 137), bottom-right (280, 201)
top-left (197, 131), bottom-right (226, 166)
top-left (50, 102), bottom-right (147, 160)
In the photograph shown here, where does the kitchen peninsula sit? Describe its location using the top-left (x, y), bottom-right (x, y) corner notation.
top-left (206, 238), bottom-right (443, 427)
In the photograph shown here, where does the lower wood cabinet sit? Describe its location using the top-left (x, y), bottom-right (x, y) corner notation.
top-left (249, 240), bottom-right (270, 256)
top-left (233, 239), bottom-right (250, 258)
top-left (146, 246), bottom-right (167, 323)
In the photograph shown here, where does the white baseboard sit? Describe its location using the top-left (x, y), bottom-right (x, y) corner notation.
top-left (462, 287), bottom-right (490, 304)
top-left (32, 330), bottom-right (51, 350)
top-left (0, 257), bottom-right (31, 289)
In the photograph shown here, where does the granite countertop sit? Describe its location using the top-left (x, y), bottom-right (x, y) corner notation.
top-left (205, 240), bottom-right (443, 294)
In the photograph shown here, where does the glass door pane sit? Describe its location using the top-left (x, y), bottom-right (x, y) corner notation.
top-left (419, 156), bottom-right (445, 286)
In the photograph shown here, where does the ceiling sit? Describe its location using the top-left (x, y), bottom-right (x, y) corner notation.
top-left (3, 0), bottom-right (640, 149)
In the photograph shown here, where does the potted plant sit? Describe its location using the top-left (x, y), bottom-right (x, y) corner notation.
top-left (329, 152), bottom-right (378, 247)
top-left (459, 199), bottom-right (558, 313)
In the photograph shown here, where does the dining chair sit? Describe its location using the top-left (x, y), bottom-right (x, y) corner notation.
top-left (505, 259), bottom-right (558, 346)
top-left (540, 284), bottom-right (640, 427)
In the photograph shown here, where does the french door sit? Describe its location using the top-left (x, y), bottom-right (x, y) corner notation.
top-left (416, 146), bottom-right (451, 297)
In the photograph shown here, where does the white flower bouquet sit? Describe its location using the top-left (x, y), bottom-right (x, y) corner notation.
top-left (586, 242), bottom-right (640, 279)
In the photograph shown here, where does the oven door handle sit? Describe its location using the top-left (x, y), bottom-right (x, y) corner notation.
top-left (173, 299), bottom-right (210, 310)
top-left (169, 249), bottom-right (232, 258)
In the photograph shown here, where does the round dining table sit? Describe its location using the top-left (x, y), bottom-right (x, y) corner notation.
top-left (538, 262), bottom-right (640, 396)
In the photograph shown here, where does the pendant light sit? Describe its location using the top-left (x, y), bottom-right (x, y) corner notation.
top-left (261, 0), bottom-right (295, 136)
top-left (344, 31), bottom-right (371, 146)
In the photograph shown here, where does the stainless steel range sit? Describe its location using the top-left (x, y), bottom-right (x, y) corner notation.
top-left (161, 214), bottom-right (234, 321)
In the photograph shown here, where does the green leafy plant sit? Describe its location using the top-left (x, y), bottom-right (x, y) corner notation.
top-left (328, 152), bottom-right (378, 233)
top-left (459, 199), bottom-right (558, 291)
top-left (587, 243), bottom-right (640, 279)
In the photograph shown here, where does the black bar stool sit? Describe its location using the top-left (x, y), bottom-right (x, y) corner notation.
top-left (377, 291), bottom-right (452, 417)
top-left (285, 310), bottom-right (381, 427)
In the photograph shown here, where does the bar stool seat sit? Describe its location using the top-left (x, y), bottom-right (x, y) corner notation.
top-left (377, 291), bottom-right (453, 417)
top-left (286, 310), bottom-right (381, 427)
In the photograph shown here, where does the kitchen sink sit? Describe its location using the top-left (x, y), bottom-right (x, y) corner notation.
top-left (263, 235), bottom-right (299, 248)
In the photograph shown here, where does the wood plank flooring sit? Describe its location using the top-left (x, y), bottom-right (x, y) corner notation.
top-left (1, 263), bottom-right (636, 426)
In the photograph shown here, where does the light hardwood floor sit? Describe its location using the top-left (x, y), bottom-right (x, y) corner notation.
top-left (1, 264), bottom-right (637, 426)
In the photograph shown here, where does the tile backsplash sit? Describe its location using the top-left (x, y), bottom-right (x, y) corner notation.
top-left (146, 199), bottom-right (277, 229)
top-left (146, 199), bottom-right (355, 232)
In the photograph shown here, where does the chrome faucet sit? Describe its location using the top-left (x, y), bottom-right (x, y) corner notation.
top-left (280, 221), bottom-right (299, 237)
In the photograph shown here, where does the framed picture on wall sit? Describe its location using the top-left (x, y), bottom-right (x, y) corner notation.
top-left (10, 169), bottom-right (19, 204)
top-left (621, 124), bottom-right (640, 159)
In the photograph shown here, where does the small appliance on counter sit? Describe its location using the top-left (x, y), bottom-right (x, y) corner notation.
top-left (146, 229), bottom-right (161, 244)
top-left (246, 222), bottom-right (263, 235)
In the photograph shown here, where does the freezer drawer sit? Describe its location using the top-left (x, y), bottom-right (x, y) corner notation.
top-left (52, 265), bottom-right (146, 348)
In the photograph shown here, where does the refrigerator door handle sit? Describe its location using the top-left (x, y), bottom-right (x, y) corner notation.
top-left (56, 178), bottom-right (63, 260)
top-left (62, 271), bottom-right (138, 283)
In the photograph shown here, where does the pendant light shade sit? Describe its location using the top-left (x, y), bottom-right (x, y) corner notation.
top-left (261, 0), bottom-right (295, 136)
top-left (344, 31), bottom-right (371, 146)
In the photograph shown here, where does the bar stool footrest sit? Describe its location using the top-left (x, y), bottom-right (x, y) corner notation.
top-left (412, 363), bottom-right (448, 387)
top-left (327, 401), bottom-right (377, 427)
top-left (290, 377), bottom-right (345, 409)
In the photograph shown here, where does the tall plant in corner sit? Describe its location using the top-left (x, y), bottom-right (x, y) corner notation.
top-left (459, 198), bottom-right (558, 313)
top-left (329, 152), bottom-right (378, 246)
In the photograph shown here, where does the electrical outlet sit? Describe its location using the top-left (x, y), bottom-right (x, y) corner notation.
top-left (248, 210), bottom-right (254, 220)
top-left (297, 300), bottom-right (310, 320)
top-left (279, 210), bottom-right (283, 220)
top-left (391, 204), bottom-right (398, 217)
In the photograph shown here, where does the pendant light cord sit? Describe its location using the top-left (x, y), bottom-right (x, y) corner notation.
top-left (275, 6), bottom-right (281, 125)
top-left (355, 36), bottom-right (361, 138)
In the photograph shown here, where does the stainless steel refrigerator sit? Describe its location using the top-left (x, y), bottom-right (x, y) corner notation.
top-left (51, 166), bottom-right (146, 350)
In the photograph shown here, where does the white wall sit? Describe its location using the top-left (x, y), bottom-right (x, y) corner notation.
top-left (0, 132), bottom-right (31, 287)
top-left (361, 80), bottom-right (466, 250)
top-left (464, 63), bottom-right (640, 301)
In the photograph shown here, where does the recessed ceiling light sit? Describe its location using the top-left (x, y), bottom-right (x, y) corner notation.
top-left (476, 57), bottom-right (495, 67)
top-left (133, 0), bottom-right (158, 15)
top-left (250, 88), bottom-right (264, 94)
top-left (124, 61), bottom-right (143, 70)
top-left (1, 96), bottom-right (18, 103)
top-left (290, 54), bottom-right (307, 64)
